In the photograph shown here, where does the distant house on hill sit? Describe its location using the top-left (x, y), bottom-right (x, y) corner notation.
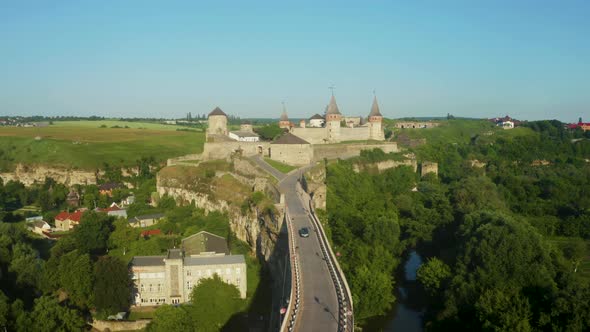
top-left (99, 183), bottom-right (123, 196)
top-left (567, 121), bottom-right (590, 132)
top-left (128, 213), bottom-right (165, 228)
top-left (490, 115), bottom-right (521, 129)
top-left (55, 210), bottom-right (85, 231)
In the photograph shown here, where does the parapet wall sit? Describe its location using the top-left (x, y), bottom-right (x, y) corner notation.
top-left (312, 142), bottom-right (398, 161)
top-left (203, 142), bottom-right (271, 160)
top-left (339, 127), bottom-right (370, 141)
top-left (291, 127), bottom-right (328, 144)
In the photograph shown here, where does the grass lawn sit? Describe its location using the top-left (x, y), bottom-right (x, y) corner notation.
top-left (263, 158), bottom-right (297, 173)
top-left (128, 309), bottom-right (156, 320)
top-left (0, 121), bottom-right (205, 170)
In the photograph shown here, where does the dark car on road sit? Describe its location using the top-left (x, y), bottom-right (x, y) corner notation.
top-left (299, 227), bottom-right (310, 238)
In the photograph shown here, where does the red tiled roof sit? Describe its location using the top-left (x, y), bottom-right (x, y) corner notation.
top-left (141, 229), bottom-right (161, 237)
top-left (55, 210), bottom-right (83, 222)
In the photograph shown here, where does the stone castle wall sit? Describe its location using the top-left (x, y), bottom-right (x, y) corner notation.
top-left (203, 142), bottom-right (271, 160)
top-left (339, 126), bottom-right (370, 141)
top-left (312, 142), bottom-right (398, 161)
top-left (290, 127), bottom-right (328, 144)
top-left (270, 144), bottom-right (313, 166)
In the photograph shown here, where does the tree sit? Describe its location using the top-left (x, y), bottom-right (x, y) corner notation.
top-left (9, 243), bottom-right (43, 287)
top-left (189, 275), bottom-right (244, 332)
top-left (74, 211), bottom-right (113, 255)
top-left (475, 288), bottom-right (533, 332)
top-left (25, 295), bottom-right (86, 332)
top-left (94, 256), bottom-right (131, 315)
top-left (0, 290), bottom-right (8, 330)
top-left (561, 238), bottom-right (587, 273)
top-left (146, 305), bottom-right (194, 332)
top-left (417, 257), bottom-right (451, 295)
top-left (350, 264), bottom-right (395, 319)
top-left (109, 219), bottom-right (140, 255)
top-left (57, 250), bottom-right (94, 308)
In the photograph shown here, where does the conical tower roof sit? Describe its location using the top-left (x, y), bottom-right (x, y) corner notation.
top-left (208, 107), bottom-right (227, 117)
top-left (326, 95), bottom-right (341, 115)
top-left (368, 95), bottom-right (382, 117)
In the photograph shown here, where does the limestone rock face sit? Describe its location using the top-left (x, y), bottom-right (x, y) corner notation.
top-left (0, 164), bottom-right (97, 186)
top-left (303, 165), bottom-right (327, 210)
top-left (156, 159), bottom-right (283, 260)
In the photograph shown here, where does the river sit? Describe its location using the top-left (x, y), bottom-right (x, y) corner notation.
top-left (364, 250), bottom-right (425, 331)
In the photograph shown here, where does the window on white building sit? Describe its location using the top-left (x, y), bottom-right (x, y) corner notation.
top-left (157, 284), bottom-right (162, 292)
top-left (187, 281), bottom-right (193, 290)
top-left (149, 284), bottom-right (153, 292)
top-left (187, 270), bottom-right (192, 276)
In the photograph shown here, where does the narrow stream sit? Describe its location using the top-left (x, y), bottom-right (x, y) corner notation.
top-left (365, 250), bottom-right (425, 331)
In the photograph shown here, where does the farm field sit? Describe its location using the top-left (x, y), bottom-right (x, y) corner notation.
top-left (0, 121), bottom-right (205, 170)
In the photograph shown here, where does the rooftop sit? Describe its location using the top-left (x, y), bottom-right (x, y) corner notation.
top-left (208, 107), bottom-right (227, 117)
top-left (184, 254), bottom-right (245, 266)
top-left (131, 256), bottom-right (166, 266)
top-left (182, 231), bottom-right (230, 256)
top-left (230, 130), bottom-right (259, 138)
top-left (271, 132), bottom-right (310, 145)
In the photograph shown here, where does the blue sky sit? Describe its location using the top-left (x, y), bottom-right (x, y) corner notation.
top-left (1, 1), bottom-right (589, 121)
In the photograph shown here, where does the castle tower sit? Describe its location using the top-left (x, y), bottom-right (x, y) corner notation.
top-left (368, 95), bottom-right (385, 140)
top-left (325, 94), bottom-right (342, 142)
top-left (206, 107), bottom-right (228, 139)
top-left (279, 103), bottom-right (291, 129)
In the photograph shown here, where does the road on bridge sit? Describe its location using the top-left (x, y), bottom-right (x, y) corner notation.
top-left (250, 156), bottom-right (341, 331)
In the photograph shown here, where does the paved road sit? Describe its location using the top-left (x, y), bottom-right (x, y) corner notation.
top-left (250, 155), bottom-right (287, 181)
top-left (280, 170), bottom-right (340, 331)
top-left (251, 157), bottom-right (341, 331)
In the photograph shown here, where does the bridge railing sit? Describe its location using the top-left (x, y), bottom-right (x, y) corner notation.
top-left (298, 182), bottom-right (354, 331)
top-left (280, 207), bottom-right (302, 332)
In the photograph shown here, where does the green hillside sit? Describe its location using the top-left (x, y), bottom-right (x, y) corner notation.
top-left (0, 121), bottom-right (205, 170)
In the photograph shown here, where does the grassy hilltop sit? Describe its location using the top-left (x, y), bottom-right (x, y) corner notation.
top-left (0, 120), bottom-right (205, 171)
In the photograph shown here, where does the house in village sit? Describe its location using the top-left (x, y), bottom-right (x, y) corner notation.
top-left (27, 218), bottom-right (51, 235)
top-left (96, 203), bottom-right (128, 218)
top-left (128, 213), bottom-right (166, 228)
top-left (55, 210), bottom-right (84, 231)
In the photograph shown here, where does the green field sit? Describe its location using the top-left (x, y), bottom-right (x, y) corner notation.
top-left (55, 120), bottom-right (199, 131)
top-left (0, 121), bottom-right (205, 170)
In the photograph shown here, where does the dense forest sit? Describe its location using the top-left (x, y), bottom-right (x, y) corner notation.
top-left (325, 120), bottom-right (590, 331)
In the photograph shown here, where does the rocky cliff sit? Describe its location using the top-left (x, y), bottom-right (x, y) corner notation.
top-left (156, 157), bottom-right (284, 261)
top-left (0, 164), bottom-right (98, 186)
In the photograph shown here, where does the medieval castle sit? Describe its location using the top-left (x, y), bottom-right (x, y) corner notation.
top-left (202, 94), bottom-right (397, 165)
